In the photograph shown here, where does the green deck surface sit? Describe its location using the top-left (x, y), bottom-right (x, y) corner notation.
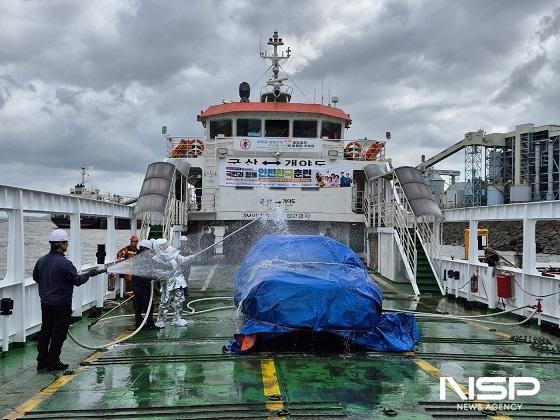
top-left (2, 260), bottom-right (560, 419)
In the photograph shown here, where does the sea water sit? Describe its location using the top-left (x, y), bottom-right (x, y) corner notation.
top-left (0, 218), bottom-right (131, 278)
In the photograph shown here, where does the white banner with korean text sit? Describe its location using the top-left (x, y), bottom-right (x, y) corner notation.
top-left (218, 157), bottom-right (354, 188)
top-left (233, 137), bottom-right (322, 153)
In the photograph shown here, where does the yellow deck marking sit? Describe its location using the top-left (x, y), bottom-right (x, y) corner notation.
top-left (373, 273), bottom-right (515, 419)
top-left (4, 331), bottom-right (129, 419)
top-left (260, 358), bottom-right (284, 414)
top-left (413, 359), bottom-right (511, 420)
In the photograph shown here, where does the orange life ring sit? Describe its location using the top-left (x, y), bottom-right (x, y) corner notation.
top-left (344, 141), bottom-right (363, 160)
top-left (187, 139), bottom-right (205, 157)
top-left (363, 143), bottom-right (384, 161)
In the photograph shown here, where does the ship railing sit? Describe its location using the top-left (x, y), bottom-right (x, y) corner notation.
top-left (416, 215), bottom-right (444, 294)
top-left (187, 188), bottom-right (216, 213)
top-left (387, 174), bottom-right (420, 295)
top-left (352, 190), bottom-right (365, 214)
top-left (390, 171), bottom-right (444, 295)
top-left (363, 197), bottom-right (374, 227)
top-left (161, 170), bottom-right (189, 241)
top-left (166, 136), bottom-right (208, 159)
top-left (0, 184), bottom-right (135, 347)
top-left (166, 135), bottom-right (385, 162)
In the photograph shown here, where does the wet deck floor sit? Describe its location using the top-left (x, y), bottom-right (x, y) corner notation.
top-left (2, 261), bottom-right (560, 419)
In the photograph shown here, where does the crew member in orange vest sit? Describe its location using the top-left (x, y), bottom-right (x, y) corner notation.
top-left (117, 234), bottom-right (139, 296)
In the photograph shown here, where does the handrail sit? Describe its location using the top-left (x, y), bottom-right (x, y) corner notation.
top-left (416, 216), bottom-right (445, 294)
top-left (384, 172), bottom-right (419, 295)
top-left (166, 135), bottom-right (385, 161)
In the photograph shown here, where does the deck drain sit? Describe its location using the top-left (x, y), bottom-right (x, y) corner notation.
top-left (382, 407), bottom-right (398, 416)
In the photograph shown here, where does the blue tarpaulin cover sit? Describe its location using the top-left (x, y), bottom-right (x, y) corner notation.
top-left (226, 235), bottom-right (420, 352)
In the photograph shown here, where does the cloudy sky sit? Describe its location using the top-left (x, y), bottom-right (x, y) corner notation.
top-left (1, 0), bottom-right (559, 196)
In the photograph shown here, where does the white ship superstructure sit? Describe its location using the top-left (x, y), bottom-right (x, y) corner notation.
top-left (135, 32), bottom-right (387, 254)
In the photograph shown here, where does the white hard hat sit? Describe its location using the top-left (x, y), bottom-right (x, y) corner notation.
top-left (138, 239), bottom-right (152, 249)
top-left (49, 229), bottom-right (69, 242)
top-left (180, 235), bottom-right (188, 242)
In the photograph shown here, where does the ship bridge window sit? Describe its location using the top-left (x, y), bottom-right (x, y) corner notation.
top-left (265, 119), bottom-right (289, 137)
top-left (237, 119), bottom-right (262, 137)
top-left (293, 120), bottom-right (318, 138)
top-left (321, 121), bottom-right (342, 139)
top-left (210, 119), bottom-right (232, 139)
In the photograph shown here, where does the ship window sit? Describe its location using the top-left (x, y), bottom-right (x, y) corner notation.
top-left (321, 121), bottom-right (342, 139)
top-left (265, 120), bottom-right (289, 137)
top-left (237, 119), bottom-right (262, 136)
top-left (210, 119), bottom-right (232, 139)
top-left (293, 120), bottom-right (318, 138)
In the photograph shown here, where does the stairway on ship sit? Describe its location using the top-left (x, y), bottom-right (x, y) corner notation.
top-left (415, 234), bottom-right (441, 295)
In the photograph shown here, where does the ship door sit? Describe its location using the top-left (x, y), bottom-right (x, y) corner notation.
top-left (352, 170), bottom-right (366, 214)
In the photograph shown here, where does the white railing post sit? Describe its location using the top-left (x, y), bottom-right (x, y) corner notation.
top-left (69, 202), bottom-right (82, 317)
top-left (7, 192), bottom-right (26, 342)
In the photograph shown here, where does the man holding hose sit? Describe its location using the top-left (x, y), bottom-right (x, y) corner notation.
top-left (152, 238), bottom-right (192, 327)
top-left (33, 229), bottom-right (102, 371)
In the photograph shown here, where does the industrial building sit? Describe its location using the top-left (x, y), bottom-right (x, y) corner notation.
top-left (419, 124), bottom-right (560, 207)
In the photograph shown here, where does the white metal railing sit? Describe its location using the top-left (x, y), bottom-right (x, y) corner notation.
top-left (416, 216), bottom-right (445, 294)
top-left (0, 184), bottom-right (135, 347)
top-left (352, 190), bottom-right (365, 214)
top-left (369, 170), bottom-right (443, 296)
top-left (166, 135), bottom-right (386, 162)
top-left (187, 187), bottom-right (216, 213)
top-left (390, 185), bottom-right (419, 295)
top-left (374, 173), bottom-right (419, 295)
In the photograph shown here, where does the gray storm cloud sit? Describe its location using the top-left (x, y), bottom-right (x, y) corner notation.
top-left (0, 0), bottom-right (559, 196)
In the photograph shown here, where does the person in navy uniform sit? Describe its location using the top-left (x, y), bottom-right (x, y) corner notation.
top-left (32, 229), bottom-right (101, 371)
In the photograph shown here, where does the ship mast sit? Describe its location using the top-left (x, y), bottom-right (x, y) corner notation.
top-left (79, 165), bottom-right (88, 186)
top-left (260, 31), bottom-right (292, 102)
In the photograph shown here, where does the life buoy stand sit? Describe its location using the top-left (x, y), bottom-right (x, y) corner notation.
top-left (344, 141), bottom-right (363, 160)
top-left (363, 143), bottom-right (384, 161)
top-left (171, 139), bottom-right (205, 158)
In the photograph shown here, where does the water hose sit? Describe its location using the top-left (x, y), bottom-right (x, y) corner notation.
top-left (385, 305), bottom-right (539, 326)
top-left (90, 297), bottom-right (235, 326)
top-left (88, 294), bottom-right (134, 329)
top-left (189, 215), bottom-right (266, 260)
top-left (67, 281), bottom-right (155, 351)
top-left (385, 304), bottom-right (533, 318)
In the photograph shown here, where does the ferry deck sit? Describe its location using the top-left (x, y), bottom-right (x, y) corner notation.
top-left (2, 257), bottom-right (560, 419)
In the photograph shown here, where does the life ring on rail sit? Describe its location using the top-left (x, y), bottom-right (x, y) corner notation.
top-left (363, 143), bottom-right (384, 161)
top-left (344, 141), bottom-right (363, 160)
top-left (186, 139), bottom-right (205, 157)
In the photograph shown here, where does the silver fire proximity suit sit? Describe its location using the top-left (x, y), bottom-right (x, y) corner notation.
top-left (152, 239), bottom-right (192, 327)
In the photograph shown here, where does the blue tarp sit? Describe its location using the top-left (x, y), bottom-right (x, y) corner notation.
top-left (226, 235), bottom-right (420, 352)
